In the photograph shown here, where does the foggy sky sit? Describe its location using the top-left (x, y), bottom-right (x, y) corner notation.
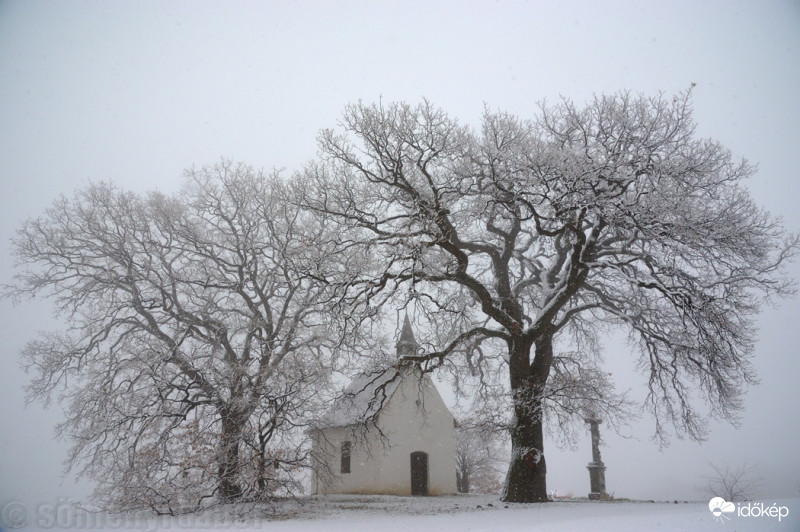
top-left (1, 0), bottom-right (799, 510)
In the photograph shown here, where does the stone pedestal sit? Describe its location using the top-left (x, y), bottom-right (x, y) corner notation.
top-left (587, 461), bottom-right (607, 500)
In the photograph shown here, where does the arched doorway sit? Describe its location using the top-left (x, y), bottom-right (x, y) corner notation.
top-left (410, 451), bottom-right (428, 496)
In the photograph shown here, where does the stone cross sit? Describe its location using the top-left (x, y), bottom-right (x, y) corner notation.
top-left (585, 415), bottom-right (608, 500)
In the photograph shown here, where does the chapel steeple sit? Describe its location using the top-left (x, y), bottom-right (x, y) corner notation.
top-left (396, 313), bottom-right (419, 358)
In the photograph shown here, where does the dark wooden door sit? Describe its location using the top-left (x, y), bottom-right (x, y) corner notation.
top-left (410, 451), bottom-right (428, 496)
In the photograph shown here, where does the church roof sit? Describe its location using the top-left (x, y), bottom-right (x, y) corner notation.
top-left (319, 368), bottom-right (404, 428)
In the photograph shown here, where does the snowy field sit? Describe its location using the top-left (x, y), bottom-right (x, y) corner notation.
top-left (16, 494), bottom-right (800, 532)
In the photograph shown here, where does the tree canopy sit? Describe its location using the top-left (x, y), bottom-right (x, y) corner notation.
top-left (10, 163), bottom-right (342, 511)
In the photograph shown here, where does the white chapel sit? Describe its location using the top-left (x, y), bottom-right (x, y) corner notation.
top-left (310, 316), bottom-right (457, 496)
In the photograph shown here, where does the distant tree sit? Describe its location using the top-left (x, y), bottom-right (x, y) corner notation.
top-left (299, 90), bottom-right (798, 502)
top-left (705, 462), bottom-right (763, 501)
top-left (455, 418), bottom-right (506, 494)
top-left (7, 162), bottom-right (342, 512)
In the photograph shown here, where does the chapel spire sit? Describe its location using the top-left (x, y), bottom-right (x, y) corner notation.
top-left (396, 313), bottom-right (419, 358)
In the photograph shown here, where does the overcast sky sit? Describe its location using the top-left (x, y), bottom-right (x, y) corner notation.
top-left (1, 0), bottom-right (799, 510)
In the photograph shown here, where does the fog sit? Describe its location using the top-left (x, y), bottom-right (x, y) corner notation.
top-left (1, 0), bottom-right (798, 511)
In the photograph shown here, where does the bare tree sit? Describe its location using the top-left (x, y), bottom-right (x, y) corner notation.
top-left (705, 462), bottom-right (763, 501)
top-left (7, 162), bottom-right (342, 512)
top-left (455, 417), bottom-right (506, 494)
top-left (298, 90), bottom-right (798, 502)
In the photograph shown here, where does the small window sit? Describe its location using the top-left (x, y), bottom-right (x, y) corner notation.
top-left (340, 441), bottom-right (351, 474)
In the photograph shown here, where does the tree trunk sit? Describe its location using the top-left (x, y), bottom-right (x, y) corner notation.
top-left (457, 470), bottom-right (470, 493)
top-left (502, 397), bottom-right (548, 502)
top-left (256, 439), bottom-right (267, 495)
top-left (256, 421), bottom-right (274, 495)
top-left (218, 414), bottom-right (244, 501)
top-left (501, 334), bottom-right (552, 503)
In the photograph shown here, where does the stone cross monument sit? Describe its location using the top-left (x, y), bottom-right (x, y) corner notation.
top-left (585, 415), bottom-right (609, 500)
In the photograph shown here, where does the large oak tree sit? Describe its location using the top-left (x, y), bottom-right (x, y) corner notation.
top-left (300, 90), bottom-right (797, 502)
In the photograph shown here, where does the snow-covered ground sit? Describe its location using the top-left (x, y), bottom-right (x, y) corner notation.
top-left (15, 494), bottom-right (800, 531)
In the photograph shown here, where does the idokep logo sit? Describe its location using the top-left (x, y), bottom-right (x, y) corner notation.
top-left (708, 497), bottom-right (790, 524)
top-left (709, 497), bottom-right (736, 523)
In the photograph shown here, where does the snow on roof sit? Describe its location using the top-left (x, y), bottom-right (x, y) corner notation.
top-left (317, 367), bottom-right (404, 428)
top-left (312, 316), bottom-right (422, 430)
